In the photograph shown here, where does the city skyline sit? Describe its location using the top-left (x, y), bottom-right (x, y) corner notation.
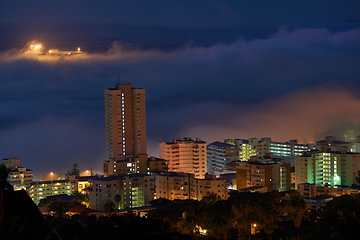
top-left (0, 1), bottom-right (360, 178)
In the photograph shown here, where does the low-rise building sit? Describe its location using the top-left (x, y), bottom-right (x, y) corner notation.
top-left (88, 174), bottom-right (155, 211)
top-left (297, 183), bottom-right (360, 198)
top-left (236, 156), bottom-right (291, 192)
top-left (155, 172), bottom-right (227, 201)
top-left (104, 154), bottom-right (168, 177)
top-left (220, 173), bottom-right (237, 190)
top-left (28, 180), bottom-right (72, 205)
top-left (148, 156), bottom-right (168, 173)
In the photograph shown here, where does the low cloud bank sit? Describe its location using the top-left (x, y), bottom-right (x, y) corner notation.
top-left (0, 27), bottom-right (360, 176)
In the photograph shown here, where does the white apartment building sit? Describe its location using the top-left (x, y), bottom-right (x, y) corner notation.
top-left (207, 141), bottom-right (238, 176)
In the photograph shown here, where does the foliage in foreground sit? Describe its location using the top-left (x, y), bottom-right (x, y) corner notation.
top-left (47, 191), bottom-right (360, 240)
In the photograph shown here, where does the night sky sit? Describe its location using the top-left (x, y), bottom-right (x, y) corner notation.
top-left (1, 0), bottom-right (360, 178)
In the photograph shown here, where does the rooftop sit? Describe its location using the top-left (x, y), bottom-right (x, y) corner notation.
top-left (208, 141), bottom-right (234, 148)
top-left (90, 173), bottom-right (152, 182)
top-left (163, 137), bottom-right (206, 144)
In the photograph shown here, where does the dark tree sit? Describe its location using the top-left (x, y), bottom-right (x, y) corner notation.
top-left (66, 164), bottom-right (80, 176)
top-left (104, 201), bottom-right (115, 213)
top-left (0, 164), bottom-right (13, 191)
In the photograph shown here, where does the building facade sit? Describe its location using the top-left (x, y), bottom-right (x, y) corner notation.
top-left (236, 157), bottom-right (291, 192)
top-left (155, 172), bottom-right (227, 200)
top-left (104, 154), bottom-right (168, 177)
top-left (2, 158), bottom-right (34, 188)
top-left (88, 174), bottom-right (155, 211)
top-left (298, 183), bottom-right (360, 198)
top-left (207, 141), bottom-right (238, 176)
top-left (104, 83), bottom-right (146, 163)
top-left (28, 180), bottom-right (72, 205)
top-left (159, 138), bottom-right (207, 179)
top-left (295, 151), bottom-right (360, 189)
top-left (225, 138), bottom-right (309, 165)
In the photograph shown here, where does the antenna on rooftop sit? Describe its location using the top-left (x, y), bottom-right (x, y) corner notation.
top-left (117, 76), bottom-right (120, 84)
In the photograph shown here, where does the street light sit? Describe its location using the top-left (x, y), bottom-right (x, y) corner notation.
top-left (251, 223), bottom-right (257, 235)
top-left (50, 172), bottom-right (54, 181)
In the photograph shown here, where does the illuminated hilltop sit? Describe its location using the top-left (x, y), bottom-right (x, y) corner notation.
top-left (25, 42), bottom-right (83, 55)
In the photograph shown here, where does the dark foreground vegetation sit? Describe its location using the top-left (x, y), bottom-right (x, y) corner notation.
top-left (47, 191), bottom-right (360, 240)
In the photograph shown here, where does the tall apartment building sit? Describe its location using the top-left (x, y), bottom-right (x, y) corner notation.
top-left (88, 174), bottom-right (155, 211)
top-left (159, 138), bottom-right (207, 179)
top-left (207, 141), bottom-right (238, 176)
top-left (295, 151), bottom-right (360, 189)
top-left (225, 138), bottom-right (309, 165)
top-left (155, 172), bottom-right (227, 200)
top-left (2, 158), bottom-right (34, 188)
top-left (236, 156), bottom-right (291, 192)
top-left (104, 83), bottom-right (146, 161)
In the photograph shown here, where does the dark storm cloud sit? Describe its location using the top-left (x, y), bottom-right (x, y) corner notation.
top-left (1, 27), bottom-right (360, 177)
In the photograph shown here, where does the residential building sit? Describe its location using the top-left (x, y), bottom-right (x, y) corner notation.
top-left (2, 157), bottom-right (22, 169)
top-left (155, 172), bottom-right (227, 200)
top-left (225, 138), bottom-right (309, 165)
top-left (148, 156), bottom-right (168, 173)
top-left (220, 173), bottom-right (237, 190)
top-left (207, 141), bottom-right (238, 176)
top-left (295, 150), bottom-right (360, 189)
top-left (70, 176), bottom-right (99, 194)
top-left (2, 158), bottom-right (34, 188)
top-left (104, 83), bottom-right (146, 174)
top-left (104, 154), bottom-right (168, 177)
top-left (236, 156), bottom-right (291, 192)
top-left (28, 180), bottom-right (72, 205)
top-left (159, 138), bottom-right (207, 179)
top-left (315, 136), bottom-right (351, 152)
top-left (88, 174), bottom-right (155, 211)
top-left (298, 183), bottom-right (360, 198)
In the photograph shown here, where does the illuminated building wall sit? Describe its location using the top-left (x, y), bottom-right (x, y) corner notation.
top-left (9, 167), bottom-right (34, 188)
top-left (207, 141), bottom-right (238, 176)
top-left (104, 154), bottom-right (167, 177)
top-left (2, 158), bottom-right (34, 188)
top-left (155, 172), bottom-right (227, 200)
top-left (225, 138), bottom-right (309, 163)
top-left (295, 151), bottom-right (360, 189)
top-left (28, 180), bottom-right (71, 205)
top-left (159, 138), bottom-right (207, 179)
top-left (104, 83), bottom-right (146, 175)
top-left (236, 157), bottom-right (291, 192)
top-left (88, 174), bottom-right (155, 211)
top-left (298, 183), bottom-right (360, 198)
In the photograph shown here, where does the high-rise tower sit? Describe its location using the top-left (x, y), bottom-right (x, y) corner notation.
top-left (105, 83), bottom-right (146, 161)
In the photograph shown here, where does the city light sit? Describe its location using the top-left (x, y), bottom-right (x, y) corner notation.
top-left (24, 41), bottom-right (84, 55)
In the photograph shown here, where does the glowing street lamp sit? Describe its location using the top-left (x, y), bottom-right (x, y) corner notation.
top-left (50, 172), bottom-right (54, 181)
top-left (251, 223), bottom-right (257, 235)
